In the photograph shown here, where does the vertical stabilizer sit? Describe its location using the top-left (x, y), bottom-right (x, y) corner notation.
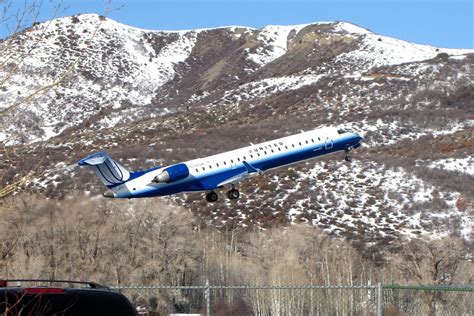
top-left (78, 152), bottom-right (130, 187)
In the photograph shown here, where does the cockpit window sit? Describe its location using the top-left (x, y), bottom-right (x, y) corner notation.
top-left (337, 129), bottom-right (349, 134)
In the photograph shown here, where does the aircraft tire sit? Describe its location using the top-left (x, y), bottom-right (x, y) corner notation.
top-left (206, 191), bottom-right (218, 202)
top-left (227, 189), bottom-right (240, 200)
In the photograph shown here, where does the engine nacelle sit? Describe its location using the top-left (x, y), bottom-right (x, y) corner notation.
top-left (152, 163), bottom-right (189, 183)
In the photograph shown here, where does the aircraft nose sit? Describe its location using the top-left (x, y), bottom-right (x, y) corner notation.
top-left (103, 189), bottom-right (115, 198)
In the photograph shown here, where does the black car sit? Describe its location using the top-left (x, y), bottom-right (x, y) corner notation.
top-left (0, 279), bottom-right (138, 316)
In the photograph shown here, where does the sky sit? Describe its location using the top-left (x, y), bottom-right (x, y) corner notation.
top-left (1, 0), bottom-right (473, 48)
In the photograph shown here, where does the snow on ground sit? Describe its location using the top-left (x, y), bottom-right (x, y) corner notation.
top-left (332, 22), bottom-right (371, 35)
top-left (247, 24), bottom-right (308, 66)
top-left (293, 160), bottom-right (469, 240)
top-left (336, 31), bottom-right (474, 70)
top-left (0, 14), bottom-right (201, 145)
top-left (428, 158), bottom-right (474, 177)
top-left (340, 119), bottom-right (469, 148)
top-left (217, 73), bottom-right (325, 105)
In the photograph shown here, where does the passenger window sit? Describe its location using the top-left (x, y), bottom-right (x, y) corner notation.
top-left (216, 163), bottom-right (219, 167)
top-left (257, 153), bottom-right (260, 156)
top-left (237, 157), bottom-right (241, 161)
top-left (209, 165), bottom-right (212, 169)
top-left (243, 156), bottom-right (246, 159)
top-left (299, 142), bottom-right (302, 146)
top-left (311, 139), bottom-right (314, 143)
top-left (285, 146), bottom-right (288, 149)
top-left (250, 155), bottom-right (253, 158)
top-left (264, 151), bottom-right (267, 154)
top-left (318, 137), bottom-right (320, 141)
top-left (271, 149), bottom-right (274, 153)
top-left (292, 144), bottom-right (295, 148)
top-left (278, 147), bottom-right (281, 151)
top-left (306, 140), bottom-right (308, 144)
top-left (202, 167), bottom-right (205, 171)
top-left (195, 168), bottom-right (199, 172)
top-left (231, 159), bottom-right (234, 163)
top-left (224, 161), bottom-right (227, 165)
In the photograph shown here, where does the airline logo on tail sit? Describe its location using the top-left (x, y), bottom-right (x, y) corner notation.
top-left (78, 152), bottom-right (130, 187)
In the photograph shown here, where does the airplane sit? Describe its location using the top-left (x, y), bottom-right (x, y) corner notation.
top-left (78, 126), bottom-right (362, 202)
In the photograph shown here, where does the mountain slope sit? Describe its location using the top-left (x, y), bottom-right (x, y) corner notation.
top-left (1, 14), bottom-right (473, 254)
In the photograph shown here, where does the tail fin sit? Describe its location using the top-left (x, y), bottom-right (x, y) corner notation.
top-left (78, 152), bottom-right (130, 187)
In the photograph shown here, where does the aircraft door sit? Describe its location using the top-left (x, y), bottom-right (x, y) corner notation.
top-left (325, 137), bottom-right (333, 150)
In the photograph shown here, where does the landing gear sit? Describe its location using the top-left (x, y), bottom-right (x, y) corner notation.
top-left (226, 184), bottom-right (240, 200)
top-left (205, 186), bottom-right (240, 202)
top-left (344, 149), bottom-right (352, 162)
top-left (206, 191), bottom-right (218, 202)
top-left (227, 189), bottom-right (240, 200)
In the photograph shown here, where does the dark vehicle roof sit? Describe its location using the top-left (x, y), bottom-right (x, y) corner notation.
top-left (0, 280), bottom-right (138, 316)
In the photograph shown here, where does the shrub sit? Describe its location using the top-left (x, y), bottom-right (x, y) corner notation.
top-left (436, 52), bottom-right (449, 61)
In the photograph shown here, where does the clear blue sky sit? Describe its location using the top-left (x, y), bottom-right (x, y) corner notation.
top-left (2, 0), bottom-right (473, 48)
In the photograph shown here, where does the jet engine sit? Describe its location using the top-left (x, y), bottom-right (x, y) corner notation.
top-left (152, 163), bottom-right (189, 183)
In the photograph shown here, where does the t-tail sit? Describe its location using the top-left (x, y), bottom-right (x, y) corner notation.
top-left (78, 152), bottom-right (130, 197)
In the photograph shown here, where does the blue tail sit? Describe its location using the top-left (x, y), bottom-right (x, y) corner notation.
top-left (78, 152), bottom-right (130, 187)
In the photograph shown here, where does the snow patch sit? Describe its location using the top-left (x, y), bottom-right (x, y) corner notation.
top-left (429, 158), bottom-right (474, 177)
top-left (336, 32), bottom-right (474, 70)
top-left (247, 24), bottom-right (308, 66)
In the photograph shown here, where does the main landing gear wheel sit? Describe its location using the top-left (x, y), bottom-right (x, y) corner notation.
top-left (206, 191), bottom-right (218, 202)
top-left (227, 189), bottom-right (240, 200)
top-left (344, 149), bottom-right (352, 162)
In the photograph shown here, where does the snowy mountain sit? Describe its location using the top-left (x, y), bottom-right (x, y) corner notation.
top-left (1, 14), bottom-right (473, 254)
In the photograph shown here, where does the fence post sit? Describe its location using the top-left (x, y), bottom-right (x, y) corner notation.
top-left (205, 280), bottom-right (210, 316)
top-left (376, 282), bottom-right (382, 316)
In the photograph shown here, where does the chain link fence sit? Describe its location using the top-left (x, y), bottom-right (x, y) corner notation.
top-left (112, 283), bottom-right (473, 315)
top-left (382, 285), bottom-right (474, 315)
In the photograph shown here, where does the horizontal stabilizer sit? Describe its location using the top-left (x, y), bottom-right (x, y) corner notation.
top-left (78, 152), bottom-right (108, 166)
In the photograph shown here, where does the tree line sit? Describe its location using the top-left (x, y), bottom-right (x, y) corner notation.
top-left (1, 193), bottom-right (472, 314)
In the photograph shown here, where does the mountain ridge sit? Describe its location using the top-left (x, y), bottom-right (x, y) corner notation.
top-left (1, 14), bottom-right (472, 145)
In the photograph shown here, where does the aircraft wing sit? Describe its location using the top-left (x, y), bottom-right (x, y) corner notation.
top-left (217, 161), bottom-right (262, 187)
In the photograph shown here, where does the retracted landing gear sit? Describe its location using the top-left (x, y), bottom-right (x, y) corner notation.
top-left (344, 148), bottom-right (352, 162)
top-left (205, 191), bottom-right (218, 202)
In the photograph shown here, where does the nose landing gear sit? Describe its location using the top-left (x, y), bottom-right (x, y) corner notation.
top-left (344, 148), bottom-right (352, 162)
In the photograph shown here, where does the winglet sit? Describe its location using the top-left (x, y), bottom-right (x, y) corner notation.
top-left (242, 161), bottom-right (262, 174)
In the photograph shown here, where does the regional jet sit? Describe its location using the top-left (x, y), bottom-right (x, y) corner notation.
top-left (79, 127), bottom-right (362, 202)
